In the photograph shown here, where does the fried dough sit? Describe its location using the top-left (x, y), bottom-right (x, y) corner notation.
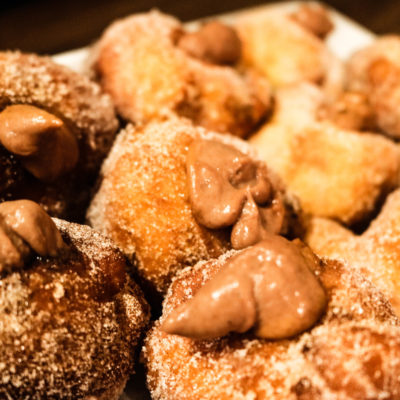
top-left (87, 117), bottom-right (299, 297)
top-left (93, 11), bottom-right (270, 138)
top-left (143, 247), bottom-right (400, 399)
top-left (236, 5), bottom-right (344, 97)
top-left (306, 188), bottom-right (400, 315)
top-left (0, 218), bottom-right (149, 399)
top-left (249, 83), bottom-right (400, 225)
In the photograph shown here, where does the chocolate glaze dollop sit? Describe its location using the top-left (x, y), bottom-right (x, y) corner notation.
top-left (161, 234), bottom-right (327, 340)
top-left (0, 104), bottom-right (79, 182)
top-left (187, 139), bottom-right (286, 249)
top-left (177, 21), bottom-right (242, 65)
top-left (290, 4), bottom-right (333, 39)
top-left (0, 199), bottom-right (66, 272)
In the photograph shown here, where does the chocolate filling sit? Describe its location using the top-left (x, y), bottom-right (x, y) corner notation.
top-left (161, 235), bottom-right (327, 340)
top-left (0, 104), bottom-right (79, 182)
top-left (187, 139), bottom-right (285, 249)
top-left (0, 200), bottom-right (66, 272)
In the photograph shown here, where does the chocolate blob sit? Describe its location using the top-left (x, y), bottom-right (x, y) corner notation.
top-left (0, 104), bottom-right (79, 182)
top-left (161, 235), bottom-right (327, 340)
top-left (290, 4), bottom-right (333, 39)
top-left (0, 200), bottom-right (66, 272)
top-left (177, 21), bottom-right (242, 65)
top-left (187, 139), bottom-right (285, 249)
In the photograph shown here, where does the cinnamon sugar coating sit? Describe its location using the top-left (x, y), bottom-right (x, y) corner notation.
top-left (236, 6), bottom-right (344, 97)
top-left (0, 219), bottom-right (149, 399)
top-left (347, 36), bottom-right (400, 139)
top-left (306, 188), bottom-right (400, 316)
top-left (249, 83), bottom-right (400, 226)
top-left (87, 117), bottom-right (300, 297)
top-left (0, 51), bottom-right (118, 220)
top-left (143, 249), bottom-right (400, 400)
top-left (93, 11), bottom-right (270, 138)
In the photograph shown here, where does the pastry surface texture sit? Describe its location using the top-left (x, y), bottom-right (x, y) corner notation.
top-left (0, 51), bottom-right (118, 220)
top-left (306, 188), bottom-right (400, 316)
top-left (249, 83), bottom-right (400, 225)
top-left (143, 247), bottom-right (400, 400)
top-left (93, 11), bottom-right (271, 138)
top-left (0, 216), bottom-right (149, 399)
top-left (3, 3), bottom-right (400, 399)
top-left (87, 117), bottom-right (299, 296)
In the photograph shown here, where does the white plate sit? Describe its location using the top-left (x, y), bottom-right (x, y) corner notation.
top-left (51, 2), bottom-right (375, 399)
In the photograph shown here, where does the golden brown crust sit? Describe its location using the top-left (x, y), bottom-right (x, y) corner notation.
top-left (347, 35), bottom-right (400, 139)
top-left (143, 249), bottom-right (400, 400)
top-left (317, 91), bottom-right (375, 131)
top-left (87, 117), bottom-right (299, 297)
top-left (88, 119), bottom-right (229, 296)
top-left (236, 7), bottom-right (344, 97)
top-left (249, 83), bottom-right (400, 226)
top-left (0, 51), bottom-right (119, 220)
top-left (0, 51), bottom-right (118, 170)
top-left (347, 36), bottom-right (400, 93)
top-left (0, 219), bottom-right (149, 399)
top-left (306, 188), bottom-right (400, 316)
top-left (93, 11), bottom-right (270, 138)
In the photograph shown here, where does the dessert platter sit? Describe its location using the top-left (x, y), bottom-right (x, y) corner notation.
top-left (2, 1), bottom-right (400, 399)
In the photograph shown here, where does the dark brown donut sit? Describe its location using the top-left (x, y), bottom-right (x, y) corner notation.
top-left (0, 218), bottom-right (149, 399)
top-left (0, 51), bottom-right (119, 221)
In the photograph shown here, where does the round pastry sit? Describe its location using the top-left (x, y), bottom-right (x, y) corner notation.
top-left (87, 117), bottom-right (301, 298)
top-left (347, 35), bottom-right (400, 139)
top-left (0, 51), bottom-right (119, 221)
top-left (92, 11), bottom-right (271, 138)
top-left (305, 188), bottom-right (400, 316)
top-left (143, 236), bottom-right (400, 400)
top-left (0, 200), bottom-right (149, 399)
top-left (236, 4), bottom-right (344, 97)
top-left (249, 83), bottom-right (400, 226)
top-left (347, 36), bottom-right (400, 94)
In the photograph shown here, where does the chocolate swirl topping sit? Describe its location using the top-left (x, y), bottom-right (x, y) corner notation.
top-left (161, 235), bottom-right (327, 340)
top-left (0, 104), bottom-right (79, 182)
top-left (0, 200), bottom-right (66, 273)
top-left (187, 139), bottom-right (286, 249)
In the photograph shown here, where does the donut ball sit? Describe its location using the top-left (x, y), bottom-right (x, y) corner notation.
top-left (0, 200), bottom-right (149, 399)
top-left (0, 51), bottom-right (119, 221)
top-left (93, 11), bottom-right (271, 138)
top-left (143, 242), bottom-right (400, 400)
top-left (87, 117), bottom-right (301, 298)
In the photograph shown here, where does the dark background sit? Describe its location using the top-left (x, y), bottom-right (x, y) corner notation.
top-left (0, 0), bottom-right (399, 54)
